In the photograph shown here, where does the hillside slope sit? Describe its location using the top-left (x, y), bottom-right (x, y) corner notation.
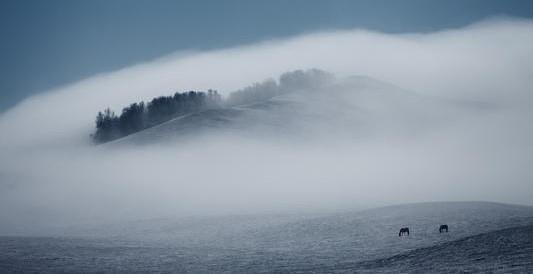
top-left (2, 202), bottom-right (531, 272)
top-left (352, 224), bottom-right (533, 273)
top-left (106, 76), bottom-right (483, 146)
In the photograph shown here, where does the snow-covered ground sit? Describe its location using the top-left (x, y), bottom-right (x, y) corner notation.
top-left (1, 202), bottom-right (532, 272)
top-left (353, 224), bottom-right (533, 273)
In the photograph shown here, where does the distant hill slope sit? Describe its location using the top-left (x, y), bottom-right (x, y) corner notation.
top-left (105, 75), bottom-right (485, 146)
top-left (352, 224), bottom-right (533, 273)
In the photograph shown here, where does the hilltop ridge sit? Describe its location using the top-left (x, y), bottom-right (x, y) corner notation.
top-left (102, 70), bottom-right (484, 146)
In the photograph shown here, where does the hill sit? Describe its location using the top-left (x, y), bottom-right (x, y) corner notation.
top-left (352, 224), bottom-right (533, 273)
top-left (105, 72), bottom-right (483, 146)
top-left (2, 202), bottom-right (532, 272)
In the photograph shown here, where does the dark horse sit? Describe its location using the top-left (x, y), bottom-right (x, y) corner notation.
top-left (399, 227), bottom-right (409, 236)
top-left (439, 224), bottom-right (449, 233)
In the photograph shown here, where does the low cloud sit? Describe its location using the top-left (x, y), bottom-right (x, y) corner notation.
top-left (0, 18), bottom-right (532, 234)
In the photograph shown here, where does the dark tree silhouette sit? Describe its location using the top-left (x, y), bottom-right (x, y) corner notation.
top-left (226, 79), bottom-right (279, 106)
top-left (119, 102), bottom-right (145, 135)
top-left (93, 108), bottom-right (120, 143)
top-left (91, 69), bottom-right (331, 144)
top-left (225, 69), bottom-right (333, 106)
top-left (92, 90), bottom-right (221, 143)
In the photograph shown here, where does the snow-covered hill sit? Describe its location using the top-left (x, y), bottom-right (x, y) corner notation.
top-left (2, 202), bottom-right (532, 272)
top-left (105, 75), bottom-right (487, 146)
top-left (353, 224), bottom-right (533, 273)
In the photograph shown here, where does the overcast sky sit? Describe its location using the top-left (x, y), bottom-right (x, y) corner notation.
top-left (2, 0), bottom-right (533, 111)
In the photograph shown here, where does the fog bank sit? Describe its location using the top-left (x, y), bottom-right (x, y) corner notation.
top-left (1, 18), bottom-right (532, 234)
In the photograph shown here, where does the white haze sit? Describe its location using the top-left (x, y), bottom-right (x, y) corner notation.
top-left (0, 18), bottom-right (533, 234)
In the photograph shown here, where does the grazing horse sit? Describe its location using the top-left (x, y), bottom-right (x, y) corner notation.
top-left (439, 224), bottom-right (449, 233)
top-left (399, 227), bottom-right (409, 236)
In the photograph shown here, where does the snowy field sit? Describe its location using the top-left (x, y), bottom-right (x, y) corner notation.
top-left (1, 202), bottom-right (533, 273)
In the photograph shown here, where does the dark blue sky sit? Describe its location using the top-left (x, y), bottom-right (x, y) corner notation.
top-left (1, 0), bottom-right (533, 111)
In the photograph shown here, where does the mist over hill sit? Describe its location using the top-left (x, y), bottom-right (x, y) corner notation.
top-left (1, 68), bottom-right (533, 234)
top-left (0, 20), bottom-right (533, 235)
top-left (0, 68), bottom-right (531, 235)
